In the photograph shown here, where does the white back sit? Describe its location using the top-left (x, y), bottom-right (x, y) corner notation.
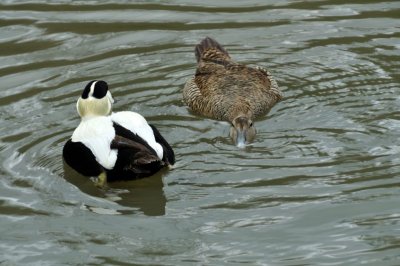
top-left (110, 111), bottom-right (163, 159)
top-left (71, 116), bottom-right (117, 170)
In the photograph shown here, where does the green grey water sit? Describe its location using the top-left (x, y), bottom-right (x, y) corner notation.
top-left (0, 0), bottom-right (399, 265)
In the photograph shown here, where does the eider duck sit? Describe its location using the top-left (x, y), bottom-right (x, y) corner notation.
top-left (183, 37), bottom-right (283, 147)
top-left (63, 80), bottom-right (175, 185)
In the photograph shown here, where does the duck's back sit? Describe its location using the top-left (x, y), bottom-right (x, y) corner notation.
top-left (183, 37), bottom-right (282, 121)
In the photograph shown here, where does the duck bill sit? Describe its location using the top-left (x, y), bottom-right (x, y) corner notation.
top-left (236, 130), bottom-right (246, 148)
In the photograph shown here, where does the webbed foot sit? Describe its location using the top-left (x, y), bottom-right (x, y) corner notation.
top-left (94, 172), bottom-right (108, 189)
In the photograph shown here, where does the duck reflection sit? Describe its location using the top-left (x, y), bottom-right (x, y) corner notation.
top-left (63, 161), bottom-right (167, 216)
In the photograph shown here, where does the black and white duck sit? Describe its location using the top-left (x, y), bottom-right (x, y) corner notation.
top-left (63, 80), bottom-right (175, 185)
top-left (183, 37), bottom-right (283, 147)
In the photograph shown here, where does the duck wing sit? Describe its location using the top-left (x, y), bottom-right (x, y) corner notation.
top-left (111, 135), bottom-right (163, 166)
top-left (111, 124), bottom-right (165, 176)
top-left (149, 124), bottom-right (175, 165)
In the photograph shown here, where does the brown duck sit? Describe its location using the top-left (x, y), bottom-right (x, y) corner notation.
top-left (183, 37), bottom-right (283, 147)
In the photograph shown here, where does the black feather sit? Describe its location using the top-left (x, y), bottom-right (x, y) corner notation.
top-left (62, 139), bottom-right (102, 176)
top-left (149, 124), bottom-right (175, 165)
top-left (92, 80), bottom-right (108, 99)
top-left (106, 122), bottom-right (164, 181)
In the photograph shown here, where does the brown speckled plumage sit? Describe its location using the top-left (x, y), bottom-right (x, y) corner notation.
top-left (183, 37), bottom-right (283, 122)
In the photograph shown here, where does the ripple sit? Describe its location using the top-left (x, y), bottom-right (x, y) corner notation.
top-left (1, 0), bottom-right (399, 265)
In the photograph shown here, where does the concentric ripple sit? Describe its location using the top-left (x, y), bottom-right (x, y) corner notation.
top-left (0, 0), bottom-right (399, 265)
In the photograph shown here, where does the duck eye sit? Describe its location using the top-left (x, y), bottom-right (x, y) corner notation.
top-left (250, 122), bottom-right (253, 127)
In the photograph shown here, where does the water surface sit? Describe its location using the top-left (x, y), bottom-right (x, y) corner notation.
top-left (1, 0), bottom-right (400, 265)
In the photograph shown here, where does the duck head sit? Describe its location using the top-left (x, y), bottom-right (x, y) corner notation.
top-left (76, 80), bottom-right (114, 118)
top-left (229, 115), bottom-right (256, 147)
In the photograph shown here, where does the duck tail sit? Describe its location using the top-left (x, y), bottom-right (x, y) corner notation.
top-left (195, 37), bottom-right (230, 62)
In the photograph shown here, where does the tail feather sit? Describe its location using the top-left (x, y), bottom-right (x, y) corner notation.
top-left (195, 37), bottom-right (230, 62)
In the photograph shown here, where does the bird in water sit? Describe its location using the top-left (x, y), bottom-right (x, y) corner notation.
top-left (63, 80), bottom-right (175, 186)
top-left (183, 37), bottom-right (283, 147)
